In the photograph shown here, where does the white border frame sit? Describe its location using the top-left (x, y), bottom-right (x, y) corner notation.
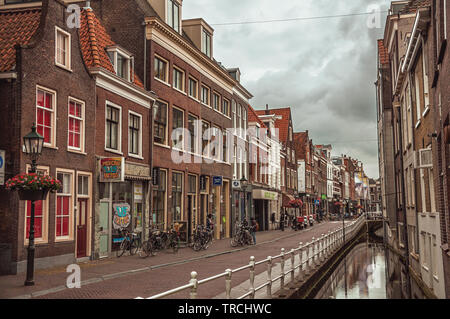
top-left (104, 100), bottom-right (123, 155)
top-left (55, 26), bottom-right (72, 71)
top-left (55, 168), bottom-right (75, 242)
top-left (67, 96), bottom-right (86, 153)
top-left (128, 110), bottom-right (143, 159)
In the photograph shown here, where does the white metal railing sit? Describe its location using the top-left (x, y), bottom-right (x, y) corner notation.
top-left (366, 211), bottom-right (383, 220)
top-left (138, 215), bottom-right (366, 299)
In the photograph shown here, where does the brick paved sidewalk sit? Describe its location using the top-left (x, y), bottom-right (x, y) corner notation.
top-left (0, 223), bottom-right (317, 299)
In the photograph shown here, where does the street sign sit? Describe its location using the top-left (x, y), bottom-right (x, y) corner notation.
top-left (0, 150), bottom-right (4, 186)
top-left (212, 176), bottom-right (223, 186)
top-left (232, 180), bottom-right (241, 188)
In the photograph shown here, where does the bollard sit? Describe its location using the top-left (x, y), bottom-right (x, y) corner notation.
top-left (267, 256), bottom-right (273, 298)
top-left (298, 242), bottom-right (304, 282)
top-left (280, 248), bottom-right (285, 291)
top-left (290, 248), bottom-right (295, 284)
top-left (249, 256), bottom-right (256, 299)
top-left (189, 271), bottom-right (198, 299)
top-left (225, 269), bottom-right (232, 299)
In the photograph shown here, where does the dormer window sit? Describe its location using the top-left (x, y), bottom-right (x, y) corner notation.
top-left (167, 0), bottom-right (180, 33)
top-left (202, 29), bottom-right (211, 58)
top-left (107, 47), bottom-right (133, 82)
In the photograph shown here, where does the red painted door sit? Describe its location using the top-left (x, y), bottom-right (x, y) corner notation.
top-left (77, 198), bottom-right (88, 258)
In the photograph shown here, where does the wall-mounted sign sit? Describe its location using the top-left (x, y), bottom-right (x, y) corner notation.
top-left (213, 176), bottom-right (223, 186)
top-left (134, 183), bottom-right (143, 201)
top-left (0, 150), bottom-right (5, 186)
top-left (232, 180), bottom-right (241, 188)
top-left (112, 203), bottom-right (131, 229)
top-left (100, 157), bottom-right (124, 182)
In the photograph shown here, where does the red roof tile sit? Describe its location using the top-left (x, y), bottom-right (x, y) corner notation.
top-left (0, 8), bottom-right (41, 72)
top-left (79, 8), bottom-right (144, 88)
top-left (247, 104), bottom-right (267, 129)
top-left (377, 39), bottom-right (389, 65)
top-left (255, 107), bottom-right (292, 143)
top-left (399, 0), bottom-right (431, 14)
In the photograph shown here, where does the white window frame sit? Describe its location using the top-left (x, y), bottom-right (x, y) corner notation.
top-left (202, 28), bottom-right (211, 58)
top-left (55, 26), bottom-right (71, 71)
top-left (55, 168), bottom-right (75, 242)
top-left (67, 97), bottom-right (85, 153)
top-left (173, 66), bottom-right (185, 92)
top-left (172, 106), bottom-right (185, 151)
top-left (128, 110), bottom-right (143, 158)
top-left (154, 54), bottom-right (169, 84)
top-left (154, 100), bottom-right (169, 146)
top-left (36, 85), bottom-right (57, 149)
top-left (167, 0), bottom-right (181, 33)
top-left (201, 85), bottom-right (210, 106)
top-left (107, 47), bottom-right (133, 82)
top-left (213, 92), bottom-right (221, 112)
top-left (104, 101), bottom-right (123, 155)
top-left (188, 76), bottom-right (198, 99)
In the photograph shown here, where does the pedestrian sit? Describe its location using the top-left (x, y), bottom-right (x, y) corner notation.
top-left (280, 212), bottom-right (285, 231)
top-left (250, 217), bottom-right (258, 245)
top-left (270, 212), bottom-right (276, 229)
top-left (206, 214), bottom-right (214, 232)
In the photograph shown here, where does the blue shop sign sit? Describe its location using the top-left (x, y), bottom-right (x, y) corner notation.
top-left (212, 176), bottom-right (223, 186)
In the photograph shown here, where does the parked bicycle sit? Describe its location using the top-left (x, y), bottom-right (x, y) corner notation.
top-left (116, 228), bottom-right (141, 258)
top-left (192, 224), bottom-right (213, 251)
top-left (230, 221), bottom-right (254, 247)
top-left (166, 223), bottom-right (181, 253)
top-left (139, 223), bottom-right (179, 258)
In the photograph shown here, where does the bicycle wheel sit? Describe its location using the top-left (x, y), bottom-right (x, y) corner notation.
top-left (171, 236), bottom-right (180, 253)
top-left (130, 239), bottom-right (139, 256)
top-left (116, 239), bottom-right (128, 257)
top-left (193, 237), bottom-right (203, 251)
top-left (139, 240), bottom-right (151, 258)
top-left (230, 235), bottom-right (239, 247)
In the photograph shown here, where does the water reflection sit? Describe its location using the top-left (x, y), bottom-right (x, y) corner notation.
top-left (315, 242), bottom-right (389, 299)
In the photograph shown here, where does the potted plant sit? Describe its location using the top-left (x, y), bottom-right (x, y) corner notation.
top-left (5, 173), bottom-right (62, 201)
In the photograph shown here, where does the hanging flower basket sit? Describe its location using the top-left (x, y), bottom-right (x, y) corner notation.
top-left (5, 173), bottom-right (61, 201)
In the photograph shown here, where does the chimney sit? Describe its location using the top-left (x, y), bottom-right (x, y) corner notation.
top-left (85, 0), bottom-right (91, 8)
top-left (265, 104), bottom-right (269, 115)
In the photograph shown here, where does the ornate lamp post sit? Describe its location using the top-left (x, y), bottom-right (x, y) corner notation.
top-left (240, 176), bottom-right (248, 220)
top-left (23, 124), bottom-right (44, 286)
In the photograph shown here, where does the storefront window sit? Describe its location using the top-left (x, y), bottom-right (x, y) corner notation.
top-left (172, 172), bottom-right (183, 222)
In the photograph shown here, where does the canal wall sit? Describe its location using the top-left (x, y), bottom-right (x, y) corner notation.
top-left (276, 220), bottom-right (382, 299)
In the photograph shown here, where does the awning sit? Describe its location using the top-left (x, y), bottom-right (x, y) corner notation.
top-left (282, 194), bottom-right (295, 207)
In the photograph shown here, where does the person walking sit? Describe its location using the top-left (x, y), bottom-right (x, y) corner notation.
top-left (250, 217), bottom-right (258, 245)
top-left (280, 211), bottom-right (285, 231)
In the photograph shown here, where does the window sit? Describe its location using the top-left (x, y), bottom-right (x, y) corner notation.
top-left (167, 0), bottom-right (180, 33)
top-left (78, 175), bottom-right (89, 196)
top-left (107, 48), bottom-right (132, 81)
top-left (56, 171), bottom-right (73, 239)
top-left (55, 27), bottom-right (71, 70)
top-left (154, 56), bottom-right (168, 83)
top-left (201, 85), bottom-right (210, 105)
top-left (172, 107), bottom-right (184, 150)
top-left (222, 99), bottom-right (230, 117)
top-left (232, 100), bottom-right (237, 132)
top-left (188, 114), bottom-right (198, 154)
top-left (213, 92), bottom-right (220, 111)
top-left (105, 104), bottom-right (121, 151)
top-left (172, 172), bottom-right (183, 221)
top-left (202, 29), bottom-right (211, 58)
top-left (188, 77), bottom-right (198, 99)
top-left (68, 98), bottom-right (84, 152)
top-left (129, 112), bottom-right (142, 156)
top-left (223, 130), bottom-right (228, 163)
top-left (152, 169), bottom-right (167, 226)
top-left (154, 100), bottom-right (168, 145)
top-left (211, 126), bottom-right (220, 160)
top-left (202, 121), bottom-right (210, 157)
top-left (173, 67), bottom-right (184, 91)
top-left (36, 87), bottom-right (56, 147)
top-left (25, 166), bottom-right (49, 243)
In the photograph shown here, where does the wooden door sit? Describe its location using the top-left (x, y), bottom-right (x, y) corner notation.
top-left (76, 198), bottom-right (88, 258)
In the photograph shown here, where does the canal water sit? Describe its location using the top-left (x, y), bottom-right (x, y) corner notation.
top-left (314, 228), bottom-right (417, 299)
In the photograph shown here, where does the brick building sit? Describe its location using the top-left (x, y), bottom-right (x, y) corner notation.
top-left (293, 131), bottom-right (314, 217)
top-left (0, 0), bottom-right (96, 274)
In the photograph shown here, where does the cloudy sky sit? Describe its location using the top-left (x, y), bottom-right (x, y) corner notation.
top-left (184, 0), bottom-right (392, 179)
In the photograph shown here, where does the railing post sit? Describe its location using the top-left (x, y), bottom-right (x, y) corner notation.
top-left (267, 256), bottom-right (272, 298)
top-left (311, 237), bottom-right (315, 269)
top-left (298, 242), bottom-right (304, 282)
top-left (225, 269), bottom-right (232, 299)
top-left (314, 238), bottom-right (320, 267)
top-left (290, 248), bottom-right (295, 284)
top-left (320, 234), bottom-right (324, 263)
top-left (189, 271), bottom-right (198, 299)
top-left (280, 248), bottom-right (285, 291)
top-left (326, 231), bottom-right (330, 258)
top-left (304, 243), bottom-right (310, 275)
top-left (249, 256), bottom-right (256, 299)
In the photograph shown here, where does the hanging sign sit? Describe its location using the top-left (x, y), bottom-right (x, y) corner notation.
top-left (100, 157), bottom-right (124, 182)
top-left (213, 176), bottom-right (223, 186)
top-left (112, 203), bottom-right (131, 229)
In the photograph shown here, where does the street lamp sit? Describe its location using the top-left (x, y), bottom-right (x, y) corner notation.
top-left (23, 124), bottom-right (44, 286)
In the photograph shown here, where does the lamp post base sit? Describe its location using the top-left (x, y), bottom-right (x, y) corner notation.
top-left (24, 280), bottom-right (35, 286)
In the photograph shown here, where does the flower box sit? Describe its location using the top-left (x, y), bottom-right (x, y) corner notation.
top-left (18, 189), bottom-right (50, 201)
top-left (5, 173), bottom-right (61, 200)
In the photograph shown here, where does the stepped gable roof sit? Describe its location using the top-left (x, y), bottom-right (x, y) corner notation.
top-left (0, 8), bottom-right (41, 72)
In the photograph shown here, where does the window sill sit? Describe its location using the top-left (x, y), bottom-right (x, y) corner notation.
top-left (43, 144), bottom-right (58, 150)
top-left (128, 154), bottom-right (144, 160)
top-left (104, 148), bottom-right (123, 156)
top-left (429, 212), bottom-right (438, 218)
top-left (173, 87), bottom-right (187, 96)
top-left (422, 265), bottom-right (429, 272)
top-left (410, 252), bottom-right (420, 261)
top-left (67, 148), bottom-right (87, 156)
top-left (433, 275), bottom-right (439, 282)
top-left (188, 95), bottom-right (199, 103)
top-left (422, 106), bottom-right (430, 118)
top-left (55, 238), bottom-right (74, 243)
top-left (201, 102), bottom-right (211, 108)
top-left (55, 63), bottom-right (72, 73)
top-left (154, 77), bottom-right (171, 87)
top-left (154, 143), bottom-right (171, 149)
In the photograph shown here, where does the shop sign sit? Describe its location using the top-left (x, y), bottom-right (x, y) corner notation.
top-left (100, 157), bottom-right (124, 182)
top-left (134, 183), bottom-right (143, 201)
top-left (0, 150), bottom-right (4, 186)
top-left (264, 191), bottom-right (277, 201)
top-left (213, 176), bottom-right (223, 186)
top-left (232, 180), bottom-right (241, 188)
top-left (315, 200), bottom-right (320, 206)
top-left (321, 194), bottom-right (327, 200)
top-left (112, 203), bottom-right (131, 229)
